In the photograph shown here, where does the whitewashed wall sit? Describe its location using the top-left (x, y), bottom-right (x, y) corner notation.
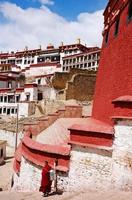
top-left (111, 119), bottom-right (132, 191)
top-left (13, 157), bottom-right (42, 191)
top-left (0, 102), bottom-right (31, 118)
top-left (68, 145), bottom-right (112, 191)
top-left (42, 87), bottom-right (57, 100)
top-left (12, 119), bottom-right (132, 192)
top-left (0, 129), bottom-right (23, 147)
top-left (13, 157), bottom-right (68, 192)
top-left (24, 87), bottom-right (38, 101)
top-left (25, 66), bottom-right (58, 77)
top-left (12, 146), bottom-right (112, 192)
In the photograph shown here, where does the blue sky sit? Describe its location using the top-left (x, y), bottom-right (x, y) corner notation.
top-left (0, 0), bottom-right (107, 51)
top-left (0, 0), bottom-right (107, 20)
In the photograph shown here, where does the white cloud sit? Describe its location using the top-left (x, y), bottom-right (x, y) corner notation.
top-left (0, 2), bottom-right (104, 52)
top-left (38, 0), bottom-right (54, 5)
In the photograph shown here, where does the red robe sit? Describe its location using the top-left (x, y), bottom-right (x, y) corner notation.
top-left (40, 164), bottom-right (51, 193)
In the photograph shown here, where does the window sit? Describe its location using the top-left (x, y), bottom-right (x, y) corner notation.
top-left (17, 59), bottom-right (22, 64)
top-left (84, 56), bottom-right (87, 61)
top-left (24, 60), bottom-right (27, 64)
top-left (128, 1), bottom-right (132, 21)
top-left (7, 108), bottom-right (10, 115)
top-left (11, 108), bottom-right (15, 114)
top-left (16, 95), bottom-right (20, 103)
top-left (114, 18), bottom-right (120, 36)
top-left (88, 63), bottom-right (91, 67)
top-left (89, 55), bottom-right (91, 60)
top-left (105, 31), bottom-right (109, 44)
top-left (92, 62), bottom-right (95, 66)
top-left (93, 54), bottom-right (96, 59)
top-left (3, 107), bottom-right (6, 113)
top-left (0, 96), bottom-right (3, 102)
top-left (4, 96), bottom-right (7, 103)
top-left (38, 79), bottom-right (41, 85)
top-left (8, 95), bottom-right (14, 103)
top-left (80, 56), bottom-right (83, 61)
top-left (73, 58), bottom-right (76, 63)
top-left (80, 64), bottom-right (83, 68)
top-left (8, 82), bottom-right (12, 89)
top-left (26, 94), bottom-right (30, 101)
top-left (84, 63), bottom-right (87, 68)
top-left (0, 108), bottom-right (2, 114)
top-left (0, 149), bottom-right (3, 157)
top-left (15, 108), bottom-right (17, 114)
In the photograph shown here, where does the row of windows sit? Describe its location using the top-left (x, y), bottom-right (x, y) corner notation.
top-left (63, 60), bottom-right (99, 67)
top-left (63, 54), bottom-right (100, 65)
top-left (63, 62), bottom-right (98, 71)
top-left (105, 1), bottom-right (132, 44)
top-left (24, 59), bottom-right (34, 64)
top-left (64, 50), bottom-right (78, 54)
top-left (0, 95), bottom-right (20, 103)
top-left (0, 107), bottom-right (18, 115)
top-left (0, 66), bottom-right (11, 71)
top-left (0, 59), bottom-right (34, 65)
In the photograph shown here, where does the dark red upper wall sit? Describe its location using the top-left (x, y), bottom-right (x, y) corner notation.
top-left (92, 0), bottom-right (132, 124)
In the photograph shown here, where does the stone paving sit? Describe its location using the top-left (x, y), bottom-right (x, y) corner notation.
top-left (1, 191), bottom-right (132, 200)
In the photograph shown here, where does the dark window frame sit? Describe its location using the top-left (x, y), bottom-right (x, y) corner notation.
top-left (114, 18), bottom-right (120, 37)
top-left (105, 31), bottom-right (109, 44)
top-left (1, 149), bottom-right (3, 157)
top-left (128, 1), bottom-right (132, 22)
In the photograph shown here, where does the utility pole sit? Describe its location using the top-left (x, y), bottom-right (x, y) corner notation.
top-left (15, 103), bottom-right (19, 151)
top-left (13, 88), bottom-right (19, 151)
top-left (53, 159), bottom-right (58, 193)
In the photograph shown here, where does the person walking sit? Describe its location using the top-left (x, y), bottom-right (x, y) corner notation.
top-left (40, 161), bottom-right (52, 197)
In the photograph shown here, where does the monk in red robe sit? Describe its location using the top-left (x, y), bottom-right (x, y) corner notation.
top-left (40, 161), bottom-right (52, 197)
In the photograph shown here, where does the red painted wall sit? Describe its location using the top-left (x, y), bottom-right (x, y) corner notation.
top-left (22, 143), bottom-right (70, 169)
top-left (92, 1), bottom-right (132, 124)
top-left (70, 130), bottom-right (113, 147)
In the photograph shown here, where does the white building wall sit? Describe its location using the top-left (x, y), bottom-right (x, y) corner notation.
top-left (25, 66), bottom-right (57, 77)
top-left (13, 157), bottom-right (42, 191)
top-left (68, 145), bottom-right (112, 191)
top-left (12, 145), bottom-right (112, 192)
top-left (24, 87), bottom-right (38, 101)
top-left (42, 87), bottom-right (57, 100)
top-left (13, 157), bottom-right (68, 192)
top-left (0, 102), bottom-right (31, 118)
top-left (111, 119), bottom-right (132, 191)
top-left (18, 55), bottom-right (39, 70)
top-left (18, 102), bottom-right (29, 118)
top-left (0, 130), bottom-right (23, 147)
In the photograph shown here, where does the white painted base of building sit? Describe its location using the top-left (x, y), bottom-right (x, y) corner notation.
top-left (68, 146), bottom-right (112, 191)
top-left (13, 157), bottom-right (42, 191)
top-left (12, 119), bottom-right (132, 192)
top-left (111, 121), bottom-right (132, 191)
top-left (12, 146), bottom-right (112, 192)
top-left (12, 157), bottom-right (68, 192)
